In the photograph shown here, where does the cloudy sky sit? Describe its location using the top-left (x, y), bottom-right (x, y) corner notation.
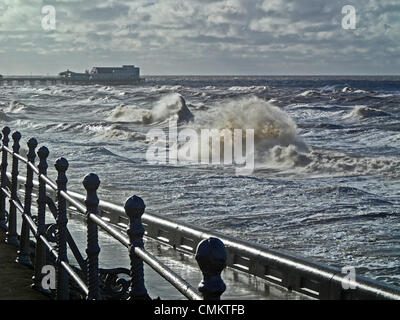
top-left (0, 0), bottom-right (399, 75)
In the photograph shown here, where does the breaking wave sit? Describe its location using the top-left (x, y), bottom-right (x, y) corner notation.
top-left (168, 96), bottom-right (399, 177)
top-left (297, 90), bottom-right (320, 97)
top-left (101, 124), bottom-right (146, 142)
top-left (8, 101), bottom-right (34, 113)
top-left (108, 94), bottom-right (194, 124)
top-left (348, 106), bottom-right (391, 119)
top-left (150, 94), bottom-right (194, 124)
top-left (303, 150), bottom-right (400, 178)
top-left (173, 96), bottom-right (310, 168)
top-left (108, 104), bottom-right (145, 123)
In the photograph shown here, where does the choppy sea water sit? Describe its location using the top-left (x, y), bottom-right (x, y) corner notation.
top-left (1, 76), bottom-right (399, 287)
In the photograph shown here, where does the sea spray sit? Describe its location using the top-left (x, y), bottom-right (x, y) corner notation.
top-left (150, 94), bottom-right (194, 124)
top-left (108, 94), bottom-right (194, 124)
top-left (146, 118), bottom-right (255, 175)
top-left (145, 96), bottom-right (311, 173)
top-left (178, 96), bottom-right (310, 169)
top-left (108, 104), bottom-right (145, 123)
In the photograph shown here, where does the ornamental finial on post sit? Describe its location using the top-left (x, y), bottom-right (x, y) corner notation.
top-left (83, 173), bottom-right (100, 211)
top-left (55, 157), bottom-right (69, 186)
top-left (195, 237), bottom-right (227, 300)
top-left (125, 195), bottom-right (146, 248)
top-left (2, 126), bottom-right (10, 145)
top-left (11, 131), bottom-right (21, 152)
top-left (37, 146), bottom-right (49, 173)
top-left (125, 195), bottom-right (151, 300)
top-left (27, 138), bottom-right (38, 162)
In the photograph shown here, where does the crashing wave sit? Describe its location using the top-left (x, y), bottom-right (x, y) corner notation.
top-left (108, 94), bottom-right (194, 124)
top-left (108, 104), bottom-right (145, 123)
top-left (8, 101), bottom-right (33, 113)
top-left (173, 96), bottom-right (310, 168)
top-left (101, 124), bottom-right (146, 142)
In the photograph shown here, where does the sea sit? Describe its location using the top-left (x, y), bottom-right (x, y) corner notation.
top-left (0, 75), bottom-right (399, 288)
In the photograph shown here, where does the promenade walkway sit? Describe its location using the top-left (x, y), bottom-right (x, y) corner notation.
top-left (0, 229), bottom-right (48, 300)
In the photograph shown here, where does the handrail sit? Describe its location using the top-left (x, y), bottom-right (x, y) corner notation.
top-left (0, 127), bottom-right (226, 300)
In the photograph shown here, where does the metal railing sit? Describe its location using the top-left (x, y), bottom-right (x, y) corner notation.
top-left (0, 126), bottom-right (227, 300)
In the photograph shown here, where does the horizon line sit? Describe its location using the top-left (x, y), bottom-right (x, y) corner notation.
top-left (1, 73), bottom-right (399, 77)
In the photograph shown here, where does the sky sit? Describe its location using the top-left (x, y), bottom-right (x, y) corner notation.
top-left (0, 0), bottom-right (399, 75)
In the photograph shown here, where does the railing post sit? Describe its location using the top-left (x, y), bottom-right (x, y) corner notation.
top-left (195, 237), bottom-right (227, 300)
top-left (55, 157), bottom-right (69, 300)
top-left (5, 131), bottom-right (21, 246)
top-left (32, 146), bottom-right (49, 292)
top-left (124, 195), bottom-right (151, 300)
top-left (0, 126), bottom-right (10, 230)
top-left (17, 138), bottom-right (38, 266)
top-left (0, 132), bottom-right (2, 228)
top-left (83, 173), bottom-right (101, 300)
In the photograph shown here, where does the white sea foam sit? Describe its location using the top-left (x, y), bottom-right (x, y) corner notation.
top-left (101, 124), bottom-right (146, 142)
top-left (297, 90), bottom-right (319, 97)
top-left (150, 94), bottom-right (194, 123)
top-left (108, 104), bottom-right (146, 123)
top-left (303, 150), bottom-right (400, 178)
top-left (347, 106), bottom-right (390, 119)
top-left (228, 86), bottom-right (267, 93)
top-left (8, 101), bottom-right (32, 113)
top-left (150, 85), bottom-right (183, 92)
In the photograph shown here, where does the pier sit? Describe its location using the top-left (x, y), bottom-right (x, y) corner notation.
top-left (0, 76), bottom-right (66, 86)
top-left (0, 76), bottom-right (145, 86)
top-left (0, 66), bottom-right (146, 85)
top-left (0, 126), bottom-right (400, 300)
